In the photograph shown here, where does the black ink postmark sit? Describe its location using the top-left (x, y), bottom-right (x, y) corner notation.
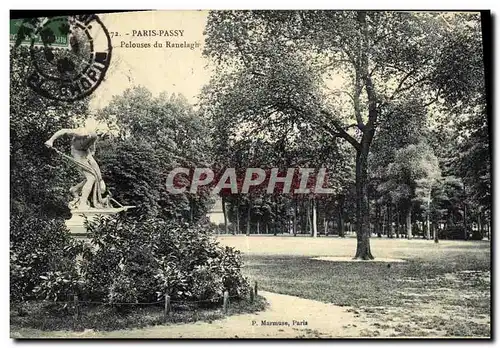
top-left (25, 15), bottom-right (112, 102)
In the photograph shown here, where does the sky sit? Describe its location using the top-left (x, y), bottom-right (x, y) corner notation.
top-left (89, 11), bottom-right (212, 112)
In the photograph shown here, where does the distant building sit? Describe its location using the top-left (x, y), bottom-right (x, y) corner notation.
top-left (207, 196), bottom-right (226, 225)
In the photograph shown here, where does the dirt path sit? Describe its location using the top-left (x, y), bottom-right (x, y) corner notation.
top-left (14, 269), bottom-right (490, 339)
top-left (12, 291), bottom-right (391, 339)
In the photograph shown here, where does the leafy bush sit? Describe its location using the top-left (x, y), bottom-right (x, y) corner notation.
top-left (78, 216), bottom-right (249, 305)
top-left (32, 271), bottom-right (83, 302)
top-left (11, 209), bottom-right (250, 307)
top-left (10, 210), bottom-right (81, 301)
top-left (108, 274), bottom-right (140, 305)
top-left (10, 46), bottom-right (87, 222)
top-left (471, 228), bottom-right (484, 240)
top-left (439, 225), bottom-right (470, 240)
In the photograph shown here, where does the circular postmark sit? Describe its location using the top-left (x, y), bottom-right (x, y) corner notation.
top-left (26, 14), bottom-right (112, 102)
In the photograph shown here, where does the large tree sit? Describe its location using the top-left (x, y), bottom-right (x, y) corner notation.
top-left (96, 87), bottom-right (213, 221)
top-left (10, 45), bottom-right (87, 300)
top-left (203, 11), bottom-right (483, 258)
top-left (202, 51), bottom-right (353, 237)
top-left (428, 13), bottom-right (489, 239)
top-left (371, 97), bottom-right (441, 240)
top-left (10, 46), bottom-right (89, 218)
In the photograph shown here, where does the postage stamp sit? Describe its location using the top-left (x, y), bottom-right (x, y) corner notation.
top-left (13, 15), bottom-right (112, 101)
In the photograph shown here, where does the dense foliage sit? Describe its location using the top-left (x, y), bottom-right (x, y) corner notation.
top-left (28, 216), bottom-right (249, 304)
top-left (10, 46), bottom-right (87, 302)
top-left (201, 11), bottom-right (490, 247)
top-left (95, 87), bottom-right (213, 222)
top-left (10, 47), bottom-right (247, 304)
top-left (10, 211), bottom-right (81, 301)
top-left (10, 46), bottom-right (88, 219)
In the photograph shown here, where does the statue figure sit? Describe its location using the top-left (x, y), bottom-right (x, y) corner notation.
top-left (45, 127), bottom-right (111, 210)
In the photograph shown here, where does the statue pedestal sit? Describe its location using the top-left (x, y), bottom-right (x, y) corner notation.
top-left (65, 206), bottom-right (135, 240)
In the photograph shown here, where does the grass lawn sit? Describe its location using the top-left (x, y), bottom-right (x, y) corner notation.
top-left (219, 236), bottom-right (491, 337)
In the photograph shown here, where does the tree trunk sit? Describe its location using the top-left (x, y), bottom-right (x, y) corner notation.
top-left (354, 148), bottom-right (374, 260)
top-left (300, 200), bottom-right (307, 234)
top-left (323, 217), bottom-right (327, 236)
top-left (246, 201), bottom-right (252, 236)
top-left (273, 196), bottom-right (278, 236)
top-left (367, 191), bottom-right (372, 235)
top-left (433, 219), bottom-right (439, 243)
top-left (339, 218), bottom-right (345, 238)
top-left (341, 11), bottom-right (377, 259)
top-left (306, 199), bottom-right (311, 235)
top-left (387, 204), bottom-right (394, 238)
top-left (381, 205), bottom-right (385, 237)
top-left (338, 195), bottom-right (345, 237)
top-left (293, 199), bottom-right (297, 236)
top-left (395, 209), bottom-right (400, 238)
top-left (256, 220), bottom-right (260, 234)
top-left (478, 211), bottom-right (483, 238)
top-left (376, 203), bottom-right (382, 237)
top-left (338, 210), bottom-right (345, 238)
top-left (406, 207), bottom-right (412, 239)
top-left (463, 182), bottom-right (468, 240)
top-left (221, 195), bottom-right (229, 235)
top-left (236, 195), bottom-right (240, 234)
top-left (312, 199), bottom-right (318, 237)
top-left (463, 203), bottom-right (468, 240)
top-left (426, 213), bottom-right (431, 240)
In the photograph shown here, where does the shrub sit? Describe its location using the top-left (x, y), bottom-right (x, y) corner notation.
top-left (471, 228), bottom-right (484, 240)
top-left (439, 225), bottom-right (471, 240)
top-left (32, 271), bottom-right (83, 302)
top-left (79, 215), bottom-right (249, 305)
top-left (108, 273), bottom-right (140, 305)
top-left (10, 209), bottom-right (81, 301)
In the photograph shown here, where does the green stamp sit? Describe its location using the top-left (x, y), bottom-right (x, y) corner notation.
top-left (10, 17), bottom-right (69, 47)
top-left (16, 14), bottom-right (113, 102)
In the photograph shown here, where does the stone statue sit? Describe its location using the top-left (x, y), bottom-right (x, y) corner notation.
top-left (45, 127), bottom-right (111, 210)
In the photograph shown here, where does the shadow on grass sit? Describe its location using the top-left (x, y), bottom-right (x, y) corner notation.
top-left (240, 248), bottom-right (490, 337)
top-left (241, 250), bottom-right (490, 307)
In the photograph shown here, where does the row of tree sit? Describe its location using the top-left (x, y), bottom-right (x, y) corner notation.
top-left (200, 11), bottom-right (490, 259)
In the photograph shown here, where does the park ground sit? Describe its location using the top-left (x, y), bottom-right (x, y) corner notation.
top-left (221, 236), bottom-right (491, 338)
top-left (11, 236), bottom-right (490, 338)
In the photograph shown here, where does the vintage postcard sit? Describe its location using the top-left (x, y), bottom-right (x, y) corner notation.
top-left (9, 10), bottom-right (491, 339)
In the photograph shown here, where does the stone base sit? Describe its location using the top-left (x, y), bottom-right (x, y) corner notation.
top-left (65, 206), bottom-right (135, 239)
